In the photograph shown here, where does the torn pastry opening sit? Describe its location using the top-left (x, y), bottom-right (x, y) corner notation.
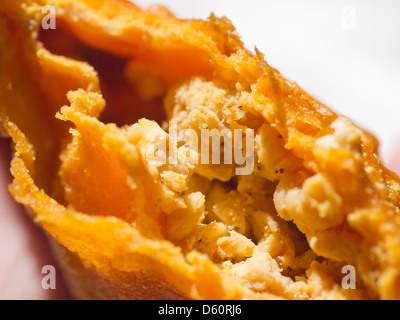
top-left (39, 22), bottom-right (167, 127)
top-left (34, 10), bottom-right (367, 300)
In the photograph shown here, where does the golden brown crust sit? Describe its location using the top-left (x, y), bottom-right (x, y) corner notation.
top-left (49, 238), bottom-right (188, 300)
top-left (1, 0), bottom-right (400, 299)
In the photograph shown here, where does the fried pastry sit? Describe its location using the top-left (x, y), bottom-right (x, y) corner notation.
top-left (1, 0), bottom-right (400, 299)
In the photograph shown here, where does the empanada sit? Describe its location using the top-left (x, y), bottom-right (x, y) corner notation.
top-left (1, 0), bottom-right (400, 299)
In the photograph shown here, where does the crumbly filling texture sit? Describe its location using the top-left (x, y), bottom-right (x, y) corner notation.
top-left (56, 77), bottom-right (374, 299)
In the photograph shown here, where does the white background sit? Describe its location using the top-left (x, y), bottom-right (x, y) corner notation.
top-left (134, 0), bottom-right (400, 169)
